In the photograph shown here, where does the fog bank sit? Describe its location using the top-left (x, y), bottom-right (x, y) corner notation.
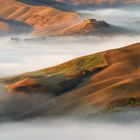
top-left (0, 5), bottom-right (140, 76)
top-left (0, 34), bottom-right (140, 76)
top-left (0, 5), bottom-right (140, 139)
top-left (0, 119), bottom-right (140, 140)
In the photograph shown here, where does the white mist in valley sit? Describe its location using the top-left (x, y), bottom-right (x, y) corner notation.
top-left (0, 5), bottom-right (140, 76)
top-left (0, 6), bottom-right (140, 76)
top-left (0, 91), bottom-right (140, 140)
top-left (0, 119), bottom-right (140, 140)
top-left (0, 4), bottom-right (140, 140)
top-left (78, 5), bottom-right (140, 32)
top-left (0, 34), bottom-right (140, 76)
top-left (0, 5), bottom-right (140, 140)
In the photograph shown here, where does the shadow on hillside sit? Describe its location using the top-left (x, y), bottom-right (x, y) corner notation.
top-left (0, 17), bottom-right (33, 35)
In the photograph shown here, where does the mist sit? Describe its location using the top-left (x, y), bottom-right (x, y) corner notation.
top-left (0, 5), bottom-right (140, 76)
top-left (0, 90), bottom-right (140, 139)
top-left (0, 34), bottom-right (140, 76)
top-left (0, 4), bottom-right (140, 140)
top-left (0, 118), bottom-right (140, 140)
top-left (78, 5), bottom-right (140, 31)
top-left (0, 91), bottom-right (140, 140)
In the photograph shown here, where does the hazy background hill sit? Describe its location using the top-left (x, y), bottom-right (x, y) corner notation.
top-left (56, 0), bottom-right (140, 5)
top-left (18, 0), bottom-right (72, 10)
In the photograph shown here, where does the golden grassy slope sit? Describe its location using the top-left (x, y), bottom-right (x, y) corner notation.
top-left (1, 43), bottom-right (140, 116)
top-left (0, 0), bottom-right (110, 35)
top-left (0, 0), bottom-right (80, 35)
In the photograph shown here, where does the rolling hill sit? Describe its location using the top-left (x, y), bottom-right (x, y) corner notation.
top-left (0, 0), bottom-right (110, 36)
top-left (0, 42), bottom-right (140, 119)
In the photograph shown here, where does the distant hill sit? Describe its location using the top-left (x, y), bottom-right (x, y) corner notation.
top-left (18, 0), bottom-right (72, 11)
top-left (0, 0), bottom-right (112, 36)
top-left (1, 43), bottom-right (140, 119)
top-left (56, 0), bottom-right (140, 5)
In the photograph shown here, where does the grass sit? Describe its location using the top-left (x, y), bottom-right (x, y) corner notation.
top-left (29, 53), bottom-right (106, 76)
top-left (0, 52), bottom-right (108, 95)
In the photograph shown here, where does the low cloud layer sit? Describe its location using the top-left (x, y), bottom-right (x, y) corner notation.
top-left (0, 87), bottom-right (140, 140)
top-left (0, 5), bottom-right (140, 76)
top-left (0, 34), bottom-right (140, 76)
top-left (0, 118), bottom-right (140, 140)
top-left (0, 4), bottom-right (140, 140)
